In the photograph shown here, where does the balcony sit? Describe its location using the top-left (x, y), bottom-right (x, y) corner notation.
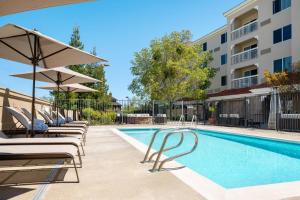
top-left (231, 75), bottom-right (258, 89)
top-left (231, 47), bottom-right (258, 65)
top-left (231, 20), bottom-right (258, 41)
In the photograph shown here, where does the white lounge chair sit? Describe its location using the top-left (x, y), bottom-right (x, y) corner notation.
top-left (0, 131), bottom-right (84, 156)
top-left (0, 144), bottom-right (81, 183)
top-left (5, 107), bottom-right (86, 144)
top-left (37, 109), bottom-right (87, 130)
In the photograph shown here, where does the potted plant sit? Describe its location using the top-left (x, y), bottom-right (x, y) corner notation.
top-left (208, 105), bottom-right (216, 125)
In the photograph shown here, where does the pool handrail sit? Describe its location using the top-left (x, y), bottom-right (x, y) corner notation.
top-left (141, 128), bottom-right (175, 163)
top-left (157, 130), bottom-right (198, 171)
top-left (148, 132), bottom-right (184, 162)
top-left (141, 128), bottom-right (187, 163)
top-left (150, 129), bottom-right (198, 172)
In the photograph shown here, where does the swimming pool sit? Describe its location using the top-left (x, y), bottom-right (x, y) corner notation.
top-left (119, 128), bottom-right (300, 189)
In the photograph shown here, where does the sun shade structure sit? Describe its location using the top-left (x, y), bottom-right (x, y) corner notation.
top-left (39, 83), bottom-right (98, 93)
top-left (0, 0), bottom-right (93, 16)
top-left (0, 24), bottom-right (106, 135)
top-left (11, 67), bottom-right (100, 85)
top-left (39, 83), bottom-right (98, 120)
top-left (12, 67), bottom-right (100, 126)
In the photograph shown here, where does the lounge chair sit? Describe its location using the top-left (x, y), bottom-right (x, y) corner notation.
top-left (42, 109), bottom-right (87, 129)
top-left (52, 111), bottom-right (88, 125)
top-left (0, 144), bottom-right (81, 183)
top-left (22, 108), bottom-right (87, 130)
top-left (0, 131), bottom-right (85, 156)
top-left (5, 107), bottom-right (86, 143)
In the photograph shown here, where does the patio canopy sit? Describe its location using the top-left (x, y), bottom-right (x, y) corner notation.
top-left (0, 24), bottom-right (106, 67)
top-left (11, 67), bottom-right (100, 85)
top-left (0, 0), bottom-right (93, 16)
top-left (39, 83), bottom-right (98, 93)
top-left (0, 23), bottom-right (106, 134)
top-left (12, 67), bottom-right (99, 126)
top-left (39, 83), bottom-right (98, 121)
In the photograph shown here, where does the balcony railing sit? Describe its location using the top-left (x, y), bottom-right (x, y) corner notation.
top-left (231, 47), bottom-right (258, 65)
top-left (231, 20), bottom-right (258, 40)
top-left (231, 75), bottom-right (258, 89)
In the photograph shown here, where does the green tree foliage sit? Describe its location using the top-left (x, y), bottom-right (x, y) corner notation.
top-left (51, 27), bottom-right (111, 102)
top-left (129, 30), bottom-right (215, 101)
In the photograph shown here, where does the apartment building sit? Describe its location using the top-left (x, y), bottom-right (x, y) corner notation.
top-left (195, 0), bottom-right (300, 97)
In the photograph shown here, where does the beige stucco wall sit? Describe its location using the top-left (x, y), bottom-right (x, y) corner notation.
top-left (195, 0), bottom-right (299, 94)
top-left (195, 26), bottom-right (229, 93)
top-left (0, 87), bottom-right (51, 131)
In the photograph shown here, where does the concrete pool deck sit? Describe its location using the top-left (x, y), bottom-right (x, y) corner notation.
top-left (0, 126), bottom-right (204, 200)
top-left (2, 124), bottom-right (300, 199)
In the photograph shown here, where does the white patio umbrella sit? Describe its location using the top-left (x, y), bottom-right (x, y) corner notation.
top-left (39, 83), bottom-right (98, 93)
top-left (12, 67), bottom-right (100, 125)
top-left (39, 83), bottom-right (98, 121)
top-left (0, 23), bottom-right (106, 134)
top-left (11, 66), bottom-right (100, 85)
top-left (0, 0), bottom-right (93, 16)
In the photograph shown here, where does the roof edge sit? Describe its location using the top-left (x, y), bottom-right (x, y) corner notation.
top-left (193, 25), bottom-right (227, 44)
top-left (223, 0), bottom-right (257, 17)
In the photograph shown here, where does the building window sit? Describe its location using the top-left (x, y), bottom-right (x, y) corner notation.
top-left (221, 33), bottom-right (227, 44)
top-left (221, 76), bottom-right (227, 86)
top-left (273, 0), bottom-right (291, 14)
top-left (202, 42), bottom-right (207, 51)
top-left (273, 24), bottom-right (292, 44)
top-left (273, 56), bottom-right (292, 72)
top-left (273, 28), bottom-right (282, 44)
top-left (244, 69), bottom-right (258, 77)
top-left (283, 24), bottom-right (292, 41)
top-left (274, 59), bottom-right (283, 73)
top-left (221, 54), bottom-right (227, 65)
top-left (283, 56), bottom-right (292, 71)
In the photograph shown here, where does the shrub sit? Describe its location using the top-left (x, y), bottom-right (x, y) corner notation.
top-left (82, 108), bottom-right (116, 125)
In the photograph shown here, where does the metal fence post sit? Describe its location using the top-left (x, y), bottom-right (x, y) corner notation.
top-left (244, 97), bottom-right (248, 127)
top-left (88, 99), bottom-right (91, 125)
top-left (152, 100), bottom-right (155, 124)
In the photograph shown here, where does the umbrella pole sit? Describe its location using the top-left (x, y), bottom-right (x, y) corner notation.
top-left (56, 82), bottom-right (60, 126)
top-left (67, 89), bottom-right (70, 122)
top-left (30, 64), bottom-right (36, 137)
top-left (30, 35), bottom-right (38, 138)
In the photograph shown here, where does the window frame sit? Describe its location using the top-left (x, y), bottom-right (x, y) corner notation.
top-left (283, 24), bottom-right (292, 41)
top-left (221, 54), bottom-right (227, 65)
top-left (202, 42), bottom-right (207, 51)
top-left (221, 32), bottom-right (227, 44)
top-left (221, 76), bottom-right (227, 86)
top-left (273, 56), bottom-right (292, 73)
top-left (273, 28), bottom-right (283, 44)
top-left (273, 0), bottom-right (291, 14)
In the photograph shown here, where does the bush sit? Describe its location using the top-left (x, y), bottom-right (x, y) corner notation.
top-left (82, 108), bottom-right (116, 125)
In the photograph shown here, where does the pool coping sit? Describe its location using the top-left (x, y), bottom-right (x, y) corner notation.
top-left (112, 127), bottom-right (300, 200)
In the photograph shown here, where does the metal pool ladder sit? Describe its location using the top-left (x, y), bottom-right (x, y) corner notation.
top-left (141, 128), bottom-right (198, 172)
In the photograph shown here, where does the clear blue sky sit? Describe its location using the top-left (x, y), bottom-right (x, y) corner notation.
top-left (0, 0), bottom-right (243, 100)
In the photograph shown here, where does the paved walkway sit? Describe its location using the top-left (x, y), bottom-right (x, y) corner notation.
top-left (39, 127), bottom-right (203, 200)
top-left (2, 124), bottom-right (300, 200)
top-left (40, 127), bottom-right (203, 200)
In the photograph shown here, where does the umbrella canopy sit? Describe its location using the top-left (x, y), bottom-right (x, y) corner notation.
top-left (12, 67), bottom-right (99, 126)
top-left (0, 0), bottom-right (93, 16)
top-left (0, 24), bottom-right (106, 67)
top-left (39, 83), bottom-right (98, 93)
top-left (0, 23), bottom-right (106, 135)
top-left (11, 66), bottom-right (100, 85)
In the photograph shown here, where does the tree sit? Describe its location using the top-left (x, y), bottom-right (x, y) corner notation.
top-left (129, 30), bottom-right (215, 101)
top-left (77, 47), bottom-right (111, 101)
top-left (264, 61), bottom-right (300, 93)
top-left (51, 27), bottom-right (111, 103)
top-left (68, 26), bottom-right (85, 74)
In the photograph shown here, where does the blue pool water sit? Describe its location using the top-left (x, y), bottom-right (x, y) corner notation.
top-left (119, 128), bottom-right (300, 188)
